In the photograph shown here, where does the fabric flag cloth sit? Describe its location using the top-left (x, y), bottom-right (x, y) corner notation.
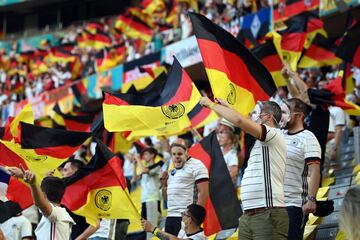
top-left (341, 63), bottom-right (355, 95)
top-left (336, 21), bottom-right (360, 68)
top-left (115, 14), bottom-right (153, 42)
top-left (251, 40), bottom-right (286, 87)
top-left (0, 167), bottom-right (33, 210)
top-left (52, 104), bottom-right (95, 132)
top-left (0, 122), bottom-right (91, 181)
top-left (62, 138), bottom-right (140, 225)
top-left (103, 57), bottom-right (200, 136)
top-left (237, 7), bottom-right (271, 47)
top-left (187, 103), bottom-right (219, 129)
top-left (188, 131), bottom-right (242, 236)
top-left (305, 13), bottom-right (327, 49)
top-left (189, 12), bottom-right (276, 116)
top-left (273, 0), bottom-right (320, 22)
top-left (298, 34), bottom-right (342, 68)
top-left (308, 77), bottom-right (360, 116)
top-left (273, 12), bottom-right (308, 70)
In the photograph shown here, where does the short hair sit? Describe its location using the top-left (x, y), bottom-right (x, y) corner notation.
top-left (339, 186), bottom-right (360, 240)
top-left (170, 143), bottom-right (187, 152)
top-left (40, 176), bottom-right (66, 204)
top-left (141, 147), bottom-right (158, 157)
top-left (187, 204), bottom-right (206, 226)
top-left (261, 101), bottom-right (282, 125)
top-left (58, 156), bottom-right (85, 170)
top-left (287, 98), bottom-right (308, 117)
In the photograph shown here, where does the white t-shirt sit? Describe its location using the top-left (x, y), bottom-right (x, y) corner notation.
top-left (0, 215), bottom-right (32, 240)
top-left (123, 156), bottom-right (134, 178)
top-left (178, 229), bottom-right (207, 240)
top-left (35, 204), bottom-right (75, 240)
top-left (222, 148), bottom-right (238, 168)
top-left (22, 205), bottom-right (39, 224)
top-left (240, 125), bottom-right (287, 210)
top-left (141, 162), bottom-right (162, 203)
top-left (284, 129), bottom-right (321, 207)
top-left (328, 106), bottom-right (346, 133)
top-left (89, 219), bottom-right (116, 239)
top-left (167, 158), bottom-right (209, 217)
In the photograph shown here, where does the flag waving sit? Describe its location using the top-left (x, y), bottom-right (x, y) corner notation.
top-left (62, 138), bottom-right (140, 225)
top-left (189, 131), bottom-right (242, 236)
top-left (189, 12), bottom-right (276, 116)
top-left (103, 57), bottom-right (201, 135)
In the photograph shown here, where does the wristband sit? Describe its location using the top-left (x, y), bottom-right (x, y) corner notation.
top-left (307, 195), bottom-right (316, 202)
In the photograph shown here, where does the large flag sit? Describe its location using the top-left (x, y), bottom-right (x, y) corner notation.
top-left (237, 8), bottom-right (271, 47)
top-left (305, 13), bottom-right (327, 48)
top-left (189, 12), bottom-right (276, 116)
top-left (336, 21), bottom-right (360, 68)
top-left (251, 40), bottom-right (286, 86)
top-left (0, 122), bottom-right (91, 181)
top-left (103, 57), bottom-right (200, 135)
top-left (298, 34), bottom-right (342, 68)
top-left (188, 131), bottom-right (242, 236)
top-left (62, 138), bottom-right (140, 225)
top-left (308, 77), bottom-right (360, 116)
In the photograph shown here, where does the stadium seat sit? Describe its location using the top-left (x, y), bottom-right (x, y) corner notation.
top-left (313, 223), bottom-right (339, 240)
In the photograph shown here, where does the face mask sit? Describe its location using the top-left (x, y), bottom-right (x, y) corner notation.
top-left (279, 101), bottom-right (291, 129)
top-left (181, 220), bottom-right (186, 230)
top-left (250, 103), bottom-right (262, 123)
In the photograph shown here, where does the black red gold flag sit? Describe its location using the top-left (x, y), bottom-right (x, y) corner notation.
top-left (336, 21), bottom-right (360, 68)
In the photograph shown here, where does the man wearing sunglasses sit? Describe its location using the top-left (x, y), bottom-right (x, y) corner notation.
top-left (141, 204), bottom-right (206, 240)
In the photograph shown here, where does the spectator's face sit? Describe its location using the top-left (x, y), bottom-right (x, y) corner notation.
top-left (61, 162), bottom-right (78, 178)
top-left (171, 146), bottom-right (187, 169)
top-left (142, 152), bottom-right (154, 163)
top-left (216, 124), bottom-right (233, 147)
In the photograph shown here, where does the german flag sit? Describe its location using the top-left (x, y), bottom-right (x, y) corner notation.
top-left (308, 77), bottom-right (360, 116)
top-left (273, 13), bottom-right (308, 70)
top-left (62, 138), bottom-right (140, 225)
top-left (115, 14), bottom-right (153, 42)
top-left (107, 132), bottom-right (134, 154)
top-left (69, 55), bottom-right (83, 80)
top-left (95, 43), bottom-right (126, 72)
top-left (103, 57), bottom-right (200, 135)
top-left (47, 45), bottom-right (76, 64)
top-left (188, 131), bottom-right (241, 236)
top-left (52, 104), bottom-right (95, 132)
top-left (87, 30), bottom-right (112, 50)
top-left (273, 0), bottom-right (320, 22)
top-left (252, 40), bottom-right (286, 87)
top-left (298, 34), bottom-right (342, 68)
top-left (336, 21), bottom-right (360, 68)
top-left (122, 66), bottom-right (167, 93)
top-left (86, 21), bottom-right (105, 34)
top-left (189, 13), bottom-right (276, 116)
top-left (128, 7), bottom-right (157, 29)
top-left (305, 13), bottom-right (327, 49)
top-left (140, 0), bottom-right (166, 15)
top-left (19, 122), bottom-right (91, 159)
top-left (71, 80), bottom-right (88, 108)
top-left (342, 63), bottom-right (355, 95)
top-left (187, 103), bottom-right (219, 129)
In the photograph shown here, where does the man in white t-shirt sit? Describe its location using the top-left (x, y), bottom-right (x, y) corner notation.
top-left (0, 201), bottom-right (32, 240)
top-left (200, 97), bottom-right (288, 239)
top-left (162, 143), bottom-right (209, 236)
top-left (8, 167), bottom-right (75, 240)
top-left (141, 204), bottom-right (207, 240)
top-left (89, 219), bottom-right (116, 240)
top-left (282, 98), bottom-right (321, 240)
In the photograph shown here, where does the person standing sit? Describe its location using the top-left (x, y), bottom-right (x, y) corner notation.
top-left (200, 97), bottom-right (289, 240)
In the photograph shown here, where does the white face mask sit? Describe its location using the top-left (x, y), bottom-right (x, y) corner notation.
top-left (250, 103), bottom-right (262, 123)
top-left (279, 101), bottom-right (291, 129)
top-left (181, 220), bottom-right (186, 230)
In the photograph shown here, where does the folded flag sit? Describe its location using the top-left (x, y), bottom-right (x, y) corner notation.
top-left (188, 131), bottom-right (242, 236)
top-left (298, 34), bottom-right (342, 68)
top-left (103, 57), bottom-right (200, 135)
top-left (189, 12), bottom-right (276, 116)
top-left (62, 138), bottom-right (140, 225)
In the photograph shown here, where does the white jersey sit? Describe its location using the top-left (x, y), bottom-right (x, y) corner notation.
top-left (89, 219), bottom-right (116, 239)
top-left (167, 158), bottom-right (209, 217)
top-left (240, 125), bottom-right (287, 210)
top-left (178, 229), bottom-right (207, 240)
top-left (35, 204), bottom-right (75, 240)
top-left (222, 148), bottom-right (238, 168)
top-left (284, 129), bottom-right (321, 207)
top-left (328, 106), bottom-right (346, 132)
top-left (0, 215), bottom-right (32, 240)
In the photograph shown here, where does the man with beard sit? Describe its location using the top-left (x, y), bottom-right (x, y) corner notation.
top-left (281, 98), bottom-right (321, 240)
